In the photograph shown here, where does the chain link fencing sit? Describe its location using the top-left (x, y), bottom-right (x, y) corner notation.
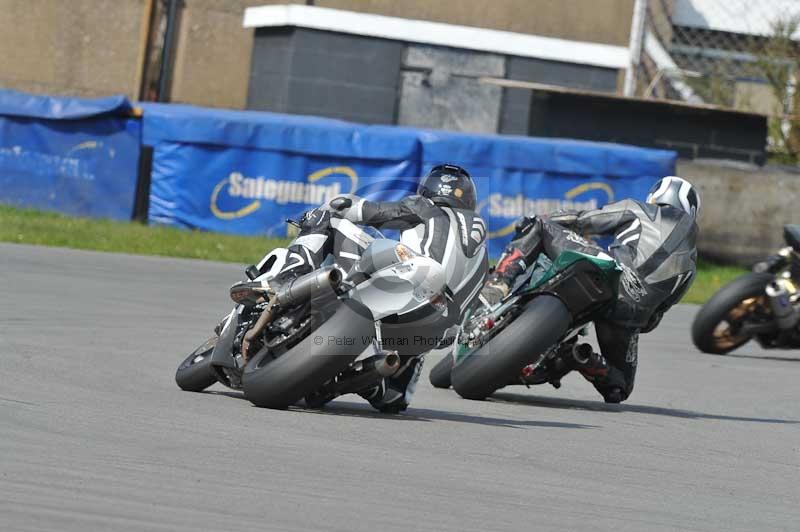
top-left (635, 0), bottom-right (800, 162)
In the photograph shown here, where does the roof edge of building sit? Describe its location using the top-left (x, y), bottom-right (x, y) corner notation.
top-left (243, 4), bottom-right (630, 70)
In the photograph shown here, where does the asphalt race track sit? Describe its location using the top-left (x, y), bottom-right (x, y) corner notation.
top-left (1, 243), bottom-right (798, 532)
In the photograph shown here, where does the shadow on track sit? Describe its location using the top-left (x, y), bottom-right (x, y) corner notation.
top-left (205, 390), bottom-right (248, 400)
top-left (204, 391), bottom-right (595, 429)
top-left (726, 353), bottom-right (800, 363)
top-left (305, 401), bottom-right (595, 430)
top-left (491, 392), bottom-right (800, 425)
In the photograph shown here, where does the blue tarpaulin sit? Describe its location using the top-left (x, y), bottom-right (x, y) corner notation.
top-left (418, 130), bottom-right (676, 255)
top-left (0, 89), bottom-right (132, 120)
top-left (0, 89), bottom-right (677, 258)
top-left (142, 103), bottom-right (676, 256)
top-left (0, 90), bottom-right (141, 220)
top-left (142, 103), bottom-right (423, 236)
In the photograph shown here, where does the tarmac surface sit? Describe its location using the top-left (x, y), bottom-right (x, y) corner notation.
top-left (1, 243), bottom-right (798, 532)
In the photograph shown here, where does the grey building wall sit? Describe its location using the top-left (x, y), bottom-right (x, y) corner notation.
top-left (500, 58), bottom-right (619, 135)
top-left (248, 28), bottom-right (619, 133)
top-left (248, 28), bottom-right (293, 112)
top-left (397, 46), bottom-right (505, 134)
top-left (248, 28), bottom-right (403, 124)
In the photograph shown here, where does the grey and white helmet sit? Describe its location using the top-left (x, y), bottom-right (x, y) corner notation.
top-left (646, 176), bottom-right (701, 219)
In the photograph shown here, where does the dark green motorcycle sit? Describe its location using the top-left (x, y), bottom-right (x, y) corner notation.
top-left (443, 250), bottom-right (622, 400)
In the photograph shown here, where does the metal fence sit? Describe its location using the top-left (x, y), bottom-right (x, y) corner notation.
top-left (634, 0), bottom-right (800, 161)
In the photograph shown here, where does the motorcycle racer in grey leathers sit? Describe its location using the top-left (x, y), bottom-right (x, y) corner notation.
top-left (481, 176), bottom-right (700, 403)
top-left (275, 165), bottom-right (488, 412)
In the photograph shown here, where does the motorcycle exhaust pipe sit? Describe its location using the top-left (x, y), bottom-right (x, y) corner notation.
top-left (373, 351), bottom-right (402, 377)
top-left (242, 267), bottom-right (343, 363)
top-left (328, 352), bottom-right (403, 397)
top-left (571, 343), bottom-right (595, 365)
top-left (242, 298), bottom-right (275, 363)
top-left (275, 266), bottom-right (343, 307)
top-left (765, 281), bottom-right (798, 330)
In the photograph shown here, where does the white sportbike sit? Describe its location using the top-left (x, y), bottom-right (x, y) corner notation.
top-left (175, 198), bottom-right (452, 410)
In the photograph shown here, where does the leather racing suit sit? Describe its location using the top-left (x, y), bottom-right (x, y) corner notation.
top-left (280, 194), bottom-right (489, 411)
top-left (492, 199), bottom-right (698, 402)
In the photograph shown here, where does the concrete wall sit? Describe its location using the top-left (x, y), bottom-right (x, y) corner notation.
top-left (247, 28), bottom-right (293, 112)
top-left (678, 159), bottom-right (800, 265)
top-left (0, 0), bottom-right (144, 99)
top-left (168, 0), bottom-right (265, 108)
top-left (398, 46), bottom-right (505, 134)
top-left (248, 28), bottom-right (402, 123)
top-left (0, 0), bottom-right (633, 107)
top-left (248, 27), bottom-right (620, 133)
top-left (244, 0), bottom-right (637, 109)
top-left (0, 0), bottom-right (262, 107)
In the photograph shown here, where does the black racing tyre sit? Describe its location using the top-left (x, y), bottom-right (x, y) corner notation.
top-left (242, 300), bottom-right (375, 409)
top-left (175, 337), bottom-right (219, 392)
top-left (451, 295), bottom-right (571, 400)
top-left (429, 353), bottom-right (454, 389)
top-left (691, 272), bottom-right (772, 355)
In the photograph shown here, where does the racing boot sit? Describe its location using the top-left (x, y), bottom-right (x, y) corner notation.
top-left (481, 247), bottom-right (528, 306)
top-left (359, 356), bottom-right (423, 414)
top-left (520, 344), bottom-right (614, 398)
top-left (480, 278), bottom-right (510, 307)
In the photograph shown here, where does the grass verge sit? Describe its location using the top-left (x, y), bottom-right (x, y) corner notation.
top-left (685, 260), bottom-right (746, 305)
top-left (1, 205), bottom-right (746, 304)
top-left (0, 205), bottom-right (289, 264)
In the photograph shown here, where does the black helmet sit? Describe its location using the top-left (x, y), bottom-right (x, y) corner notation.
top-left (417, 164), bottom-right (477, 211)
top-left (646, 176), bottom-right (701, 219)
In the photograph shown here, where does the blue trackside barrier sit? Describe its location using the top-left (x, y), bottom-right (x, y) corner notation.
top-left (0, 90), bottom-right (677, 258)
top-left (0, 89), bottom-right (142, 220)
top-left (140, 103), bottom-right (423, 237)
top-left (141, 103), bottom-right (676, 256)
top-left (418, 129), bottom-right (676, 255)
